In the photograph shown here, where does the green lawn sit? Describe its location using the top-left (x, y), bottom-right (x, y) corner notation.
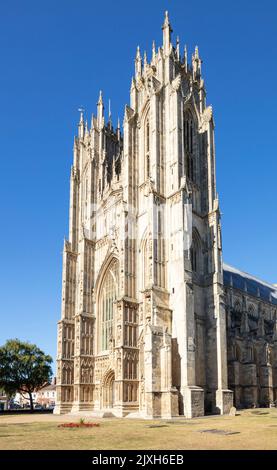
top-left (0, 408), bottom-right (277, 450)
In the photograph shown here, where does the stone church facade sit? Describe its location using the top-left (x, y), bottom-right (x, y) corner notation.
top-left (54, 12), bottom-right (277, 418)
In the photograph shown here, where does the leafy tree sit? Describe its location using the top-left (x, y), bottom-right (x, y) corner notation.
top-left (0, 339), bottom-right (53, 411)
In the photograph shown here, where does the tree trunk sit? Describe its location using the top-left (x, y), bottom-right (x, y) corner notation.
top-left (28, 391), bottom-right (34, 412)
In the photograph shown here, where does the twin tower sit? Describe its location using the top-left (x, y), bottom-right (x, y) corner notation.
top-left (54, 12), bottom-right (233, 418)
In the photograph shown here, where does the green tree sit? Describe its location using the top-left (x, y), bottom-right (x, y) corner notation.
top-left (0, 339), bottom-right (53, 411)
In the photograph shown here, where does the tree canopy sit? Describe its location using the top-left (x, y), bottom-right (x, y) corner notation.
top-left (0, 339), bottom-right (53, 410)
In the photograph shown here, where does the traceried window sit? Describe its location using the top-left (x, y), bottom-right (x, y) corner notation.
top-left (99, 259), bottom-right (119, 352)
top-left (191, 245), bottom-right (198, 272)
top-left (145, 119), bottom-right (150, 179)
top-left (190, 230), bottom-right (202, 274)
top-left (184, 110), bottom-right (195, 181)
top-left (184, 112), bottom-right (193, 153)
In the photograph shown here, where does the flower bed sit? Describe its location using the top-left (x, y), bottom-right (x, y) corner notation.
top-left (58, 422), bottom-right (100, 428)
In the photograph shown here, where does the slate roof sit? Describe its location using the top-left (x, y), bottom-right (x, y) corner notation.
top-left (223, 263), bottom-right (277, 306)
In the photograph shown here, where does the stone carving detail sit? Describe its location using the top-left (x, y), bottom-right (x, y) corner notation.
top-left (265, 343), bottom-right (271, 366)
top-left (171, 73), bottom-right (182, 92)
top-left (199, 106), bottom-right (213, 133)
top-left (124, 105), bottom-right (135, 122)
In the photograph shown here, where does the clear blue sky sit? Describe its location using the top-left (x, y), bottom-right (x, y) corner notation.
top-left (0, 0), bottom-right (276, 367)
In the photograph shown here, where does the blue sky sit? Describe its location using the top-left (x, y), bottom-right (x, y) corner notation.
top-left (0, 0), bottom-right (276, 367)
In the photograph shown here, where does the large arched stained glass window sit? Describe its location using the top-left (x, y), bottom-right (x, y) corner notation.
top-left (99, 259), bottom-right (119, 352)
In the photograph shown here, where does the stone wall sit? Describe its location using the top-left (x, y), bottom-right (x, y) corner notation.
top-left (224, 263), bottom-right (277, 408)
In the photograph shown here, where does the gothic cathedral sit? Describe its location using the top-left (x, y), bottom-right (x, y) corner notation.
top-left (55, 12), bottom-right (277, 418)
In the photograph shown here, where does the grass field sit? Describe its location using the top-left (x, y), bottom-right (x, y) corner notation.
top-left (0, 408), bottom-right (277, 450)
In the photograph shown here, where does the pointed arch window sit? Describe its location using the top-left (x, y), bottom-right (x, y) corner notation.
top-left (184, 110), bottom-right (195, 181)
top-left (184, 110), bottom-right (193, 154)
top-left (191, 245), bottom-right (198, 272)
top-left (145, 118), bottom-right (150, 179)
top-left (190, 231), bottom-right (202, 274)
top-left (99, 259), bottom-right (119, 352)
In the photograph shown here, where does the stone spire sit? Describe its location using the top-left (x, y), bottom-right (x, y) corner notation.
top-left (90, 113), bottom-right (95, 130)
top-left (135, 46), bottom-right (142, 77)
top-left (152, 40), bottom-right (156, 62)
top-left (192, 46), bottom-right (202, 79)
top-left (176, 36), bottom-right (180, 60)
top-left (97, 90), bottom-right (104, 129)
top-left (108, 99), bottom-right (112, 128)
top-left (130, 76), bottom-right (137, 110)
top-left (162, 10), bottom-right (172, 54)
top-left (85, 120), bottom-right (89, 136)
top-left (184, 44), bottom-right (188, 72)
top-left (78, 108), bottom-right (85, 139)
top-left (144, 51), bottom-right (147, 69)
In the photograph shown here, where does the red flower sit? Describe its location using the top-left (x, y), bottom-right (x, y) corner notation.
top-left (58, 422), bottom-right (100, 428)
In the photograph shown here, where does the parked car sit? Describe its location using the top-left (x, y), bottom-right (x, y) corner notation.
top-left (34, 404), bottom-right (43, 410)
top-left (9, 403), bottom-right (22, 410)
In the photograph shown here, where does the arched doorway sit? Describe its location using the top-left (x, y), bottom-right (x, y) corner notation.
top-left (102, 370), bottom-right (115, 409)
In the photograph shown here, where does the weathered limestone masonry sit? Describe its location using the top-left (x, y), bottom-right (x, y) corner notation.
top-left (54, 12), bottom-right (276, 418)
top-left (224, 265), bottom-right (277, 409)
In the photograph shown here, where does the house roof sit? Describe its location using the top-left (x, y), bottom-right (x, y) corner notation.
top-left (39, 384), bottom-right (56, 392)
top-left (223, 263), bottom-right (277, 306)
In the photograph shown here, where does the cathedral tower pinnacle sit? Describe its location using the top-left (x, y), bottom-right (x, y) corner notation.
top-left (162, 10), bottom-right (172, 54)
top-left (97, 90), bottom-right (104, 128)
top-left (78, 108), bottom-right (84, 138)
top-left (135, 46), bottom-right (142, 77)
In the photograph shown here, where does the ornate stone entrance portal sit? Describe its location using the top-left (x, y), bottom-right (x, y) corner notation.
top-left (102, 370), bottom-right (115, 409)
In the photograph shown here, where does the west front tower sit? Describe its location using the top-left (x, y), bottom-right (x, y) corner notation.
top-left (54, 11), bottom-right (233, 418)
